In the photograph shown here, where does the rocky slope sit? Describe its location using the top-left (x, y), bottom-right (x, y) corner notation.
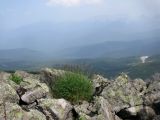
top-left (0, 68), bottom-right (160, 120)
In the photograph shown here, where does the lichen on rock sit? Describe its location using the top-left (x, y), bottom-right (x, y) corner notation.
top-left (0, 68), bottom-right (160, 120)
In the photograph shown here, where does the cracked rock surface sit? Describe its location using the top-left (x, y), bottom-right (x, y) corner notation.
top-left (0, 69), bottom-right (160, 120)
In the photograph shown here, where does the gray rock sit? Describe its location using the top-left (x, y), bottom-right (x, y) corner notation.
top-left (24, 109), bottom-right (46, 120)
top-left (115, 115), bottom-right (122, 120)
top-left (0, 72), bottom-right (11, 81)
top-left (92, 74), bottom-right (110, 95)
top-left (0, 102), bottom-right (46, 120)
top-left (20, 77), bottom-right (49, 92)
top-left (92, 75), bottom-right (109, 88)
top-left (18, 77), bottom-right (50, 103)
top-left (144, 76), bottom-right (160, 115)
top-left (15, 70), bottom-right (39, 79)
top-left (78, 113), bottom-right (92, 120)
top-left (40, 68), bottom-right (65, 85)
top-left (1, 69), bottom-right (160, 120)
top-left (144, 79), bottom-right (160, 104)
top-left (117, 106), bottom-right (155, 120)
top-left (38, 98), bottom-right (73, 120)
top-left (0, 82), bottom-right (19, 104)
top-left (74, 101), bottom-right (91, 115)
top-left (75, 97), bottom-right (119, 120)
top-left (153, 115), bottom-right (160, 120)
top-left (0, 72), bottom-right (19, 90)
top-left (101, 74), bottom-right (146, 113)
top-left (21, 87), bottom-right (47, 104)
top-left (137, 106), bottom-right (156, 120)
top-left (95, 97), bottom-right (116, 120)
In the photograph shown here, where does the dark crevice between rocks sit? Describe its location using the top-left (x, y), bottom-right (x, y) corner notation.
top-left (116, 105), bottom-right (157, 120)
top-left (137, 107), bottom-right (155, 120)
top-left (16, 87), bottom-right (27, 97)
top-left (18, 99), bottom-right (28, 106)
top-left (72, 108), bottom-right (79, 120)
top-left (36, 106), bottom-right (59, 120)
top-left (47, 108), bottom-right (59, 120)
top-left (94, 87), bottom-right (103, 96)
top-left (3, 101), bottom-right (7, 120)
top-left (36, 106), bottom-right (50, 120)
top-left (93, 83), bottom-right (110, 96)
top-left (116, 109), bottom-right (139, 120)
top-left (17, 87), bottom-right (27, 106)
top-left (139, 87), bottom-right (144, 93)
top-left (17, 87), bottom-right (30, 111)
top-left (146, 81), bottom-right (152, 89)
top-left (19, 99), bottom-right (38, 112)
top-left (87, 105), bottom-right (98, 117)
top-left (153, 102), bottom-right (160, 115)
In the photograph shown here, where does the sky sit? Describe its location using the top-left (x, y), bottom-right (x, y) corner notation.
top-left (0, 0), bottom-right (160, 51)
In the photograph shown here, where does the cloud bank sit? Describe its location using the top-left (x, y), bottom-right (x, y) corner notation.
top-left (46, 0), bottom-right (103, 7)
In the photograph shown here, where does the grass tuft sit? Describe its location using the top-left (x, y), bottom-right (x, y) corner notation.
top-left (51, 72), bottom-right (93, 104)
top-left (9, 74), bottom-right (23, 84)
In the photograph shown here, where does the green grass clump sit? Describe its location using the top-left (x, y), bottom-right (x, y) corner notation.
top-left (9, 74), bottom-right (23, 84)
top-left (51, 72), bottom-right (93, 104)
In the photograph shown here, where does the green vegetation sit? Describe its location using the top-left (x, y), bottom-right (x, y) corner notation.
top-left (2, 55), bottom-right (160, 80)
top-left (51, 72), bottom-right (93, 104)
top-left (66, 55), bottom-right (160, 79)
top-left (78, 116), bottom-right (86, 120)
top-left (9, 74), bottom-right (23, 84)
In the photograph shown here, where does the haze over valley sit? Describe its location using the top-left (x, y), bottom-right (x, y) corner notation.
top-left (0, 0), bottom-right (160, 79)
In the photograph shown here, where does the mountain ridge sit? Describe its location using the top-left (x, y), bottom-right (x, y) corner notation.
top-left (56, 39), bottom-right (160, 58)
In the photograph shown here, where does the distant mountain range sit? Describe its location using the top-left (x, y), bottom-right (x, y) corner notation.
top-left (0, 47), bottom-right (160, 79)
top-left (57, 40), bottom-right (160, 58)
top-left (0, 40), bottom-right (160, 61)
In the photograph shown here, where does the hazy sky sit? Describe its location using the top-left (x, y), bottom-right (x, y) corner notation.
top-left (0, 0), bottom-right (160, 51)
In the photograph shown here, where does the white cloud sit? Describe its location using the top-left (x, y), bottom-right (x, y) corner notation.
top-left (46, 0), bottom-right (103, 7)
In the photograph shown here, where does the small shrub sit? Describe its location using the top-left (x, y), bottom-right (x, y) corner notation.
top-left (9, 74), bottom-right (23, 84)
top-left (51, 72), bottom-right (93, 104)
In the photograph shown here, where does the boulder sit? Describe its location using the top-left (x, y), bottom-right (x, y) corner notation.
top-left (18, 77), bottom-right (50, 104)
top-left (101, 74), bottom-right (146, 113)
top-left (0, 102), bottom-right (46, 120)
top-left (24, 109), bottom-right (46, 120)
top-left (0, 102), bottom-right (24, 120)
top-left (2, 69), bottom-right (160, 120)
top-left (78, 113), bottom-right (92, 120)
top-left (144, 77), bottom-right (160, 114)
top-left (0, 82), bottom-right (19, 104)
top-left (0, 72), bottom-right (11, 81)
top-left (92, 74), bottom-right (110, 95)
top-left (21, 87), bottom-right (47, 104)
top-left (115, 115), bottom-right (122, 120)
top-left (20, 77), bottom-right (49, 92)
top-left (38, 98), bottom-right (73, 120)
top-left (40, 68), bottom-right (65, 85)
top-left (75, 96), bottom-right (121, 120)
top-left (0, 72), bottom-right (19, 90)
top-left (117, 106), bottom-right (155, 120)
top-left (137, 106), bottom-right (156, 120)
top-left (153, 115), bottom-right (160, 120)
top-left (143, 76), bottom-right (160, 119)
top-left (74, 101), bottom-right (91, 115)
top-left (95, 97), bottom-right (116, 120)
top-left (15, 70), bottom-right (39, 79)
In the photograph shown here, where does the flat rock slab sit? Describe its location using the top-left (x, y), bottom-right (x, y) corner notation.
top-left (21, 88), bottom-right (47, 104)
top-left (38, 98), bottom-right (73, 120)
